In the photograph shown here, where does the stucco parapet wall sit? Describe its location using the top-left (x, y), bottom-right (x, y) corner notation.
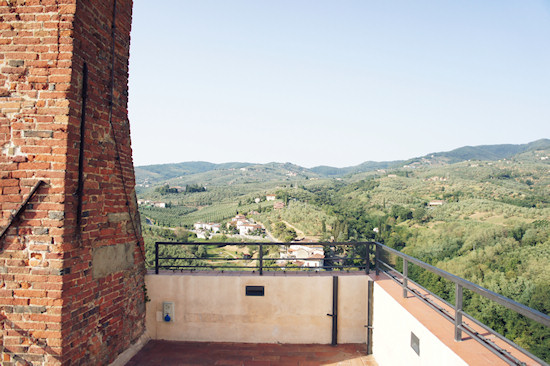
top-left (145, 273), bottom-right (368, 344)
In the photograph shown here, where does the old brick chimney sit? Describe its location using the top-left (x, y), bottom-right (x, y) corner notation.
top-left (0, 1), bottom-right (146, 365)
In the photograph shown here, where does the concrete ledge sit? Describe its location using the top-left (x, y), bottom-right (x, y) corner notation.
top-left (109, 332), bottom-right (150, 366)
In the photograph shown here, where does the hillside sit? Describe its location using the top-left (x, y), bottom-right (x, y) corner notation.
top-left (403, 138), bottom-right (550, 167)
top-left (310, 160), bottom-right (402, 177)
top-left (135, 139), bottom-right (550, 182)
top-left (135, 141), bottom-right (550, 361)
top-left (136, 161), bottom-right (318, 185)
top-left (135, 161), bottom-right (253, 183)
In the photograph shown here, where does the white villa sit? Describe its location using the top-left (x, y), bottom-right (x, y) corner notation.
top-left (227, 214), bottom-right (265, 236)
top-left (137, 199), bottom-right (166, 208)
top-left (237, 223), bottom-right (263, 236)
top-left (279, 245), bottom-right (325, 268)
top-left (194, 222), bottom-right (221, 233)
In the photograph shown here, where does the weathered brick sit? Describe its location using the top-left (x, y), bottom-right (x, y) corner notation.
top-left (23, 130), bottom-right (53, 138)
top-left (1, 1), bottom-right (144, 365)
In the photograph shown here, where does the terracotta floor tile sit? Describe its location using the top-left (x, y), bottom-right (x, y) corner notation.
top-left (126, 341), bottom-right (377, 366)
top-left (252, 355), bottom-right (280, 361)
top-left (215, 361), bottom-right (244, 366)
top-left (243, 361), bottom-right (271, 366)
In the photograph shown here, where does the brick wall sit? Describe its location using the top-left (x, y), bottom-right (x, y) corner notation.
top-left (0, 1), bottom-right (145, 365)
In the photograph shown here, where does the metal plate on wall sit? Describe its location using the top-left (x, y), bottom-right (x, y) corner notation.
top-left (246, 286), bottom-right (265, 296)
top-left (411, 332), bottom-right (420, 355)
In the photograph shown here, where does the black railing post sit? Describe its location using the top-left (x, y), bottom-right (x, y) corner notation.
top-left (331, 276), bottom-right (338, 345)
top-left (328, 245), bottom-right (334, 272)
top-left (455, 283), bottom-right (463, 341)
top-left (155, 242), bottom-right (159, 274)
top-left (365, 242), bottom-right (370, 275)
top-left (366, 279), bottom-right (374, 355)
top-left (259, 243), bottom-right (263, 276)
top-left (403, 259), bottom-right (408, 298)
top-left (375, 243), bottom-right (380, 275)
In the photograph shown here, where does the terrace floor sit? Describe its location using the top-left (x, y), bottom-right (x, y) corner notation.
top-left (125, 340), bottom-right (377, 366)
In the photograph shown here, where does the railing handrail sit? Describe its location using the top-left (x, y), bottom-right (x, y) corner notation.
top-left (372, 241), bottom-right (549, 366)
top-left (154, 241), bottom-right (370, 275)
top-left (373, 242), bottom-right (550, 328)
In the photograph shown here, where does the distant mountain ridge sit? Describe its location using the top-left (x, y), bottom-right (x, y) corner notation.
top-left (135, 161), bottom-right (318, 185)
top-left (135, 139), bottom-right (550, 183)
top-left (135, 161), bottom-right (253, 182)
top-left (310, 161), bottom-right (403, 177)
top-left (403, 139), bottom-right (550, 166)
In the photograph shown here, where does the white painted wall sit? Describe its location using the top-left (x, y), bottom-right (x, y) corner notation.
top-left (372, 282), bottom-right (468, 366)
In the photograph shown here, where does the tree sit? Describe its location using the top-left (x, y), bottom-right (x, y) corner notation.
top-left (196, 246), bottom-right (207, 258)
top-left (185, 184), bottom-right (206, 193)
top-left (413, 207), bottom-right (427, 223)
top-left (283, 227), bottom-right (297, 243)
top-left (175, 228), bottom-right (189, 242)
top-left (155, 184), bottom-right (178, 195)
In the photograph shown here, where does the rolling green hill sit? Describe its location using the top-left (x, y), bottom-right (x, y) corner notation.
top-left (135, 161), bottom-right (254, 183)
top-left (310, 160), bottom-right (403, 177)
top-left (136, 139), bottom-right (550, 182)
top-left (403, 138), bottom-right (550, 166)
top-left (136, 161), bottom-right (319, 185)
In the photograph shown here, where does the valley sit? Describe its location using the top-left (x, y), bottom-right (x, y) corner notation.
top-left (136, 139), bottom-right (550, 361)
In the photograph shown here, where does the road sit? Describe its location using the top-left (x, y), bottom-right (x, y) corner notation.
top-left (281, 220), bottom-right (320, 243)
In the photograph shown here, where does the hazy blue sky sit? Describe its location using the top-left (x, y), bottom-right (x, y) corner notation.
top-left (128, 1), bottom-right (550, 168)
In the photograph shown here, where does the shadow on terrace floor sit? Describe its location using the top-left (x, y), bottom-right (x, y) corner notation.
top-left (125, 340), bottom-right (377, 366)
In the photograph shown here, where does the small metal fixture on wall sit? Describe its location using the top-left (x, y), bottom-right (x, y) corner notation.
top-left (246, 286), bottom-right (265, 296)
top-left (163, 302), bottom-right (175, 322)
top-left (411, 332), bottom-right (420, 355)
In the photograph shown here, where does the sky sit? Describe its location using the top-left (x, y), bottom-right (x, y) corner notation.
top-left (128, 1), bottom-right (550, 168)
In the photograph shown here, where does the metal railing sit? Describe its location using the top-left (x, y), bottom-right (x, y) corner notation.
top-left (154, 240), bottom-right (550, 365)
top-left (373, 242), bottom-right (550, 366)
top-left (154, 241), bottom-right (370, 275)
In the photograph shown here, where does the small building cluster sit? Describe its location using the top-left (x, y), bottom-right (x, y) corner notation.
top-left (138, 199), bottom-right (166, 208)
top-left (425, 176), bottom-right (447, 182)
top-left (278, 245), bottom-right (325, 268)
top-left (228, 215), bottom-right (264, 236)
top-left (428, 200), bottom-right (445, 207)
top-left (193, 222), bottom-right (221, 239)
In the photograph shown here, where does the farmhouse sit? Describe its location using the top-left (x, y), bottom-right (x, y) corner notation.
top-left (279, 245), bottom-right (325, 268)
